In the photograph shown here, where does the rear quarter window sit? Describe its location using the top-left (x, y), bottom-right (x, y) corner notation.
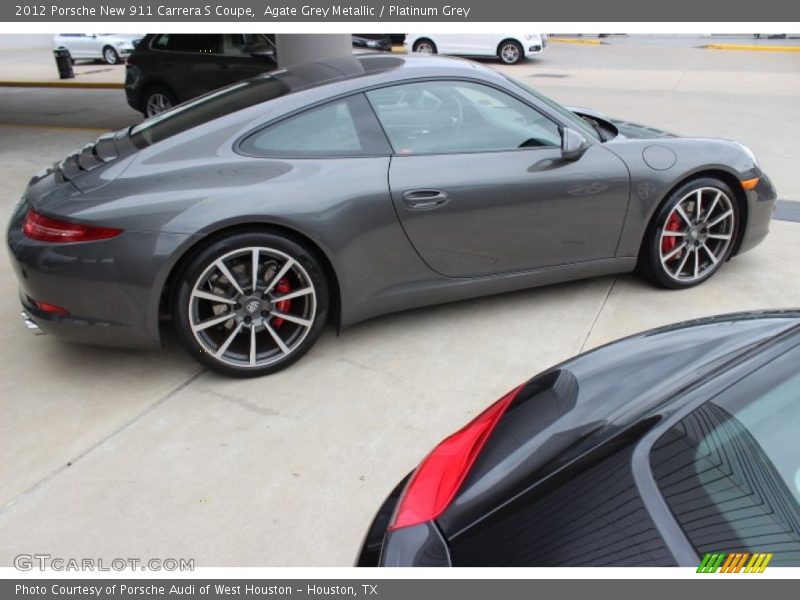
top-left (238, 94), bottom-right (391, 158)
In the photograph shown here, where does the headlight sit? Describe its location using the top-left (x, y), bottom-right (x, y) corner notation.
top-left (738, 143), bottom-right (758, 166)
top-left (525, 34), bottom-right (541, 41)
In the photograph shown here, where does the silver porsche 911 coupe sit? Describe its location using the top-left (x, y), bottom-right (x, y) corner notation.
top-left (7, 54), bottom-right (777, 376)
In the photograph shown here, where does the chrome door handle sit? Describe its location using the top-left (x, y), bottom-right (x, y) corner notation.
top-left (401, 189), bottom-right (451, 210)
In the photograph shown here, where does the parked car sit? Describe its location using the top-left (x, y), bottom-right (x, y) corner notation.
top-left (352, 34), bottom-right (392, 51)
top-left (53, 33), bottom-right (145, 65)
top-left (125, 33), bottom-right (277, 117)
top-left (8, 55), bottom-right (775, 377)
top-left (358, 311), bottom-right (800, 566)
top-left (405, 33), bottom-right (547, 64)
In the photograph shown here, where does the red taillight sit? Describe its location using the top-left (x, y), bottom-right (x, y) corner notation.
top-left (34, 301), bottom-right (69, 315)
top-left (23, 209), bottom-right (122, 243)
top-left (389, 385), bottom-right (523, 531)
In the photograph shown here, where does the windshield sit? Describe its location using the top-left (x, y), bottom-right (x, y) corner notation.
top-left (505, 75), bottom-right (600, 141)
top-left (130, 75), bottom-right (291, 148)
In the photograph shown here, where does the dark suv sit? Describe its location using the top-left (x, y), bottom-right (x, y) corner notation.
top-left (125, 33), bottom-right (277, 117)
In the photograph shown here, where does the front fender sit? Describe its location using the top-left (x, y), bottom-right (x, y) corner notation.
top-left (605, 138), bottom-right (760, 258)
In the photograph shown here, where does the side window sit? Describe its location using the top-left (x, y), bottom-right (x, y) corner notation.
top-left (650, 348), bottom-right (800, 566)
top-left (152, 34), bottom-right (221, 54)
top-left (239, 95), bottom-right (390, 158)
top-left (221, 34), bottom-right (273, 56)
top-left (366, 81), bottom-right (562, 155)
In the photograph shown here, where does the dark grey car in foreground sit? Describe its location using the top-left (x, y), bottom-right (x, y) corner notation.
top-left (7, 54), bottom-right (777, 376)
top-left (358, 311), bottom-right (800, 566)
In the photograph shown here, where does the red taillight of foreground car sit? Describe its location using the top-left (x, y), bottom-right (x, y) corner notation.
top-left (23, 209), bottom-right (122, 243)
top-left (388, 384), bottom-right (523, 531)
top-left (34, 300), bottom-right (70, 316)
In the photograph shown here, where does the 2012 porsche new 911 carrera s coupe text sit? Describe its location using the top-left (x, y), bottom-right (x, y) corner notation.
top-left (358, 311), bottom-right (800, 567)
top-left (7, 54), bottom-right (777, 376)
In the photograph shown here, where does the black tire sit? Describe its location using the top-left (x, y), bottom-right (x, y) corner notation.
top-left (102, 45), bottom-right (120, 65)
top-left (498, 39), bottom-right (524, 65)
top-left (142, 85), bottom-right (176, 118)
top-left (412, 39), bottom-right (437, 55)
top-left (638, 177), bottom-right (740, 290)
top-left (172, 231), bottom-right (330, 378)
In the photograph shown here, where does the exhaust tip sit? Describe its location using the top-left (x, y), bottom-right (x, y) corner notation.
top-left (21, 311), bottom-right (47, 336)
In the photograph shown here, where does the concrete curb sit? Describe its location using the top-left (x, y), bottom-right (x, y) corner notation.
top-left (0, 80), bottom-right (124, 89)
top-left (549, 38), bottom-right (604, 45)
top-left (705, 43), bottom-right (800, 53)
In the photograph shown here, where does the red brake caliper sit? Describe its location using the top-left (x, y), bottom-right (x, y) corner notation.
top-left (272, 277), bottom-right (292, 328)
top-left (661, 212), bottom-right (682, 258)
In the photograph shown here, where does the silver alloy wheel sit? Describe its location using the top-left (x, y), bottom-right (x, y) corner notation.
top-left (500, 43), bottom-right (520, 64)
top-left (104, 47), bottom-right (118, 64)
top-left (145, 93), bottom-right (172, 117)
top-left (188, 247), bottom-right (317, 369)
top-left (659, 187), bottom-right (735, 283)
top-left (414, 41), bottom-right (435, 54)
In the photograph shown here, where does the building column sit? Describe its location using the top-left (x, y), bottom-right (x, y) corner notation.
top-left (275, 34), bottom-right (352, 68)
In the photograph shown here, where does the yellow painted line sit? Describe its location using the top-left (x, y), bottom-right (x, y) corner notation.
top-left (0, 122), bottom-right (111, 134)
top-left (706, 43), bottom-right (800, 52)
top-left (391, 45), bottom-right (407, 54)
top-left (0, 80), bottom-right (124, 89)
top-left (549, 37), bottom-right (603, 45)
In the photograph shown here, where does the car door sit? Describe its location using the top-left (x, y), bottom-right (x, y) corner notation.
top-left (366, 80), bottom-right (630, 278)
top-left (152, 34), bottom-right (226, 102)
top-left (67, 34), bottom-right (94, 58)
top-left (430, 34), bottom-right (462, 55)
top-left (457, 34), bottom-right (495, 56)
top-left (217, 34), bottom-right (278, 85)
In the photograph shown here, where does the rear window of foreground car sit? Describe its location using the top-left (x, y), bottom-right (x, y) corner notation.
top-left (650, 345), bottom-right (800, 565)
top-left (130, 75), bottom-right (291, 148)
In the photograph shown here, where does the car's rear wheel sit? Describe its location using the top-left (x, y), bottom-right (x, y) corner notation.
top-left (143, 86), bottom-right (175, 117)
top-left (173, 231), bottom-right (329, 377)
top-left (102, 45), bottom-right (120, 65)
top-left (412, 39), bottom-right (437, 55)
top-left (498, 40), bottom-right (524, 64)
top-left (640, 177), bottom-right (739, 289)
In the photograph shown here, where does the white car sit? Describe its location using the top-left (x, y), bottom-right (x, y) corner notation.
top-left (404, 34), bottom-right (547, 64)
top-left (53, 33), bottom-right (146, 65)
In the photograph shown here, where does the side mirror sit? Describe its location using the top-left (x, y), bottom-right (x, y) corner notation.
top-left (561, 127), bottom-right (589, 161)
top-left (249, 47), bottom-right (276, 62)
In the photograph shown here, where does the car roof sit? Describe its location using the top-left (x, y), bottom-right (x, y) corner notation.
top-left (276, 53), bottom-right (505, 94)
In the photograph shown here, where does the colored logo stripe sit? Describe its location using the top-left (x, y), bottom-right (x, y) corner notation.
top-left (745, 553), bottom-right (773, 573)
top-left (697, 553), bottom-right (726, 573)
top-left (697, 552), bottom-right (773, 573)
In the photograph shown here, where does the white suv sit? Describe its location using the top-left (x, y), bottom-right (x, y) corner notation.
top-left (404, 34), bottom-right (547, 64)
top-left (53, 33), bottom-right (145, 65)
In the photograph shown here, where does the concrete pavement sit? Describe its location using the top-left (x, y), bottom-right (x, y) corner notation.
top-left (0, 38), bottom-right (799, 567)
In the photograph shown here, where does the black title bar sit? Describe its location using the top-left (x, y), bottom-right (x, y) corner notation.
top-left (4, 0), bottom-right (800, 22)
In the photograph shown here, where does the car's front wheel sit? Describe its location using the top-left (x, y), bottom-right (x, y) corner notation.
top-left (102, 45), bottom-right (120, 65)
top-left (498, 40), bottom-right (524, 64)
top-left (412, 39), bottom-right (437, 55)
top-left (173, 231), bottom-right (329, 377)
top-left (639, 177), bottom-right (739, 289)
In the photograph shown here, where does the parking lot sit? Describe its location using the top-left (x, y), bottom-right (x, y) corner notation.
top-left (0, 35), bottom-right (799, 566)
